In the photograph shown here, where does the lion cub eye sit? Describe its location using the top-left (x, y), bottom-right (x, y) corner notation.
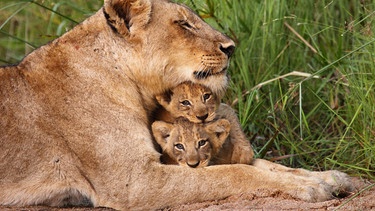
top-left (198, 140), bottom-right (207, 147)
top-left (175, 143), bottom-right (185, 150)
top-left (203, 93), bottom-right (211, 101)
top-left (180, 100), bottom-right (191, 106)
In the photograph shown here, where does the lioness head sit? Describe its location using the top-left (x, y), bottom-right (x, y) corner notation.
top-left (152, 117), bottom-right (230, 168)
top-left (103, 0), bottom-right (235, 98)
top-left (156, 81), bottom-right (219, 123)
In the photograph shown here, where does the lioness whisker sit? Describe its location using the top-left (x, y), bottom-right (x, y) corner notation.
top-left (0, 0), bottom-right (353, 210)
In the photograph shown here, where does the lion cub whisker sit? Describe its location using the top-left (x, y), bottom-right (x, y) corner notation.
top-left (152, 81), bottom-right (254, 167)
top-left (0, 0), bottom-right (354, 209)
top-left (152, 117), bottom-right (230, 167)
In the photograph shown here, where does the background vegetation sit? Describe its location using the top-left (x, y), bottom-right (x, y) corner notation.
top-left (1, 0), bottom-right (374, 178)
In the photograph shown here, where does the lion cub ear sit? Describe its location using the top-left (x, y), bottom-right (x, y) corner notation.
top-left (205, 119), bottom-right (230, 148)
top-left (104, 0), bottom-right (151, 36)
top-left (155, 90), bottom-right (173, 108)
top-left (151, 121), bottom-right (174, 149)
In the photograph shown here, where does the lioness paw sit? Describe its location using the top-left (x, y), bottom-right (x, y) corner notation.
top-left (312, 170), bottom-right (354, 197)
top-left (284, 177), bottom-right (334, 202)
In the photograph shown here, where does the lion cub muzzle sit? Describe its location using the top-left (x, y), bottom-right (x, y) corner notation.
top-left (152, 118), bottom-right (230, 168)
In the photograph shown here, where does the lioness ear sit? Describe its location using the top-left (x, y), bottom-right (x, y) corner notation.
top-left (151, 121), bottom-right (173, 148)
top-left (205, 119), bottom-right (230, 147)
top-left (103, 0), bottom-right (151, 36)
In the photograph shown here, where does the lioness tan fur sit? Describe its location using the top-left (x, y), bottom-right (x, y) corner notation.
top-left (155, 81), bottom-right (254, 164)
top-left (0, 0), bottom-right (353, 210)
top-left (152, 118), bottom-right (231, 167)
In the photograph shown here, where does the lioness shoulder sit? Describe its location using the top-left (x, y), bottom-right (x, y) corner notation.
top-left (0, 0), bottom-right (353, 209)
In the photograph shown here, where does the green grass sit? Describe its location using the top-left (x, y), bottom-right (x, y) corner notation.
top-left (0, 0), bottom-right (101, 64)
top-left (1, 0), bottom-right (374, 178)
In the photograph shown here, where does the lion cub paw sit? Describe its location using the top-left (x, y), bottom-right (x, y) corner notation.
top-left (231, 144), bottom-right (254, 164)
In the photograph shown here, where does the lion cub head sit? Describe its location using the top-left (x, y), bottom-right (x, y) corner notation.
top-left (152, 118), bottom-right (230, 168)
top-left (156, 82), bottom-right (220, 123)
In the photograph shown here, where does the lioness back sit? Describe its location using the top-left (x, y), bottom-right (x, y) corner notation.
top-left (151, 117), bottom-right (230, 167)
top-left (0, 0), bottom-right (353, 209)
top-left (0, 0), bottom-right (238, 208)
top-left (155, 82), bottom-right (254, 164)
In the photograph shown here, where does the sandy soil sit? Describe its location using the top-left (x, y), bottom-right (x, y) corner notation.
top-left (1, 177), bottom-right (374, 211)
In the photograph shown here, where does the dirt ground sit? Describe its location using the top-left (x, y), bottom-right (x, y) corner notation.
top-left (1, 177), bottom-right (374, 211)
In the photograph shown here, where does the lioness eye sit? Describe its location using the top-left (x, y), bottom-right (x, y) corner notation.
top-left (203, 93), bottom-right (211, 101)
top-left (181, 100), bottom-right (191, 106)
top-left (175, 144), bottom-right (185, 150)
top-left (198, 140), bottom-right (207, 147)
top-left (177, 20), bottom-right (193, 29)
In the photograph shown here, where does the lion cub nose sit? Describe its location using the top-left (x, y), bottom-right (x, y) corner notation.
top-left (197, 114), bottom-right (208, 121)
top-left (220, 41), bottom-right (235, 58)
top-left (187, 162), bottom-right (200, 168)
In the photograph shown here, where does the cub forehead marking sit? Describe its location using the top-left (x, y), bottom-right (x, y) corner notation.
top-left (176, 118), bottom-right (204, 143)
top-left (177, 82), bottom-right (211, 100)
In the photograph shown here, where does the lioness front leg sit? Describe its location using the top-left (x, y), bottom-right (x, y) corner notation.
top-left (252, 159), bottom-right (354, 196)
top-left (124, 162), bottom-right (351, 209)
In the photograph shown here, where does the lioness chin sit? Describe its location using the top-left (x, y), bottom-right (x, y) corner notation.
top-left (0, 0), bottom-right (353, 210)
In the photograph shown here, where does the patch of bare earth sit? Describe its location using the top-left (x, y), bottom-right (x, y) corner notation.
top-left (1, 178), bottom-right (374, 211)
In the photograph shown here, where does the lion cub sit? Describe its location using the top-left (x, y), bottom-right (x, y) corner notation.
top-left (152, 117), bottom-right (231, 167)
top-left (154, 81), bottom-right (220, 124)
top-left (153, 81), bottom-right (254, 165)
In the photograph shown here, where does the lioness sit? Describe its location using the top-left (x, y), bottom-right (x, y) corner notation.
top-left (0, 0), bottom-right (352, 210)
top-left (154, 81), bottom-right (254, 164)
top-left (152, 117), bottom-right (231, 167)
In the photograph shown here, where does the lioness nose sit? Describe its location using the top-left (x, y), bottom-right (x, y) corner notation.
top-left (197, 114), bottom-right (208, 121)
top-left (219, 41), bottom-right (235, 58)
